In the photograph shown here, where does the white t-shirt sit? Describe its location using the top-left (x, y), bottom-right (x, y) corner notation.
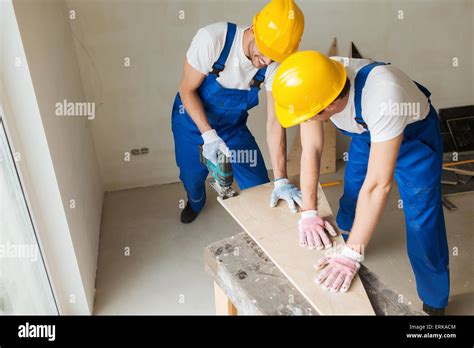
top-left (186, 22), bottom-right (279, 92)
top-left (329, 57), bottom-right (431, 142)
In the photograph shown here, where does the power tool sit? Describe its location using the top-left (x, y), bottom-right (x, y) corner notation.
top-left (200, 146), bottom-right (237, 199)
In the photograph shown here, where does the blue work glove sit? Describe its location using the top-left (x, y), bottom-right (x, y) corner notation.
top-left (270, 178), bottom-right (302, 213)
top-left (201, 129), bottom-right (231, 165)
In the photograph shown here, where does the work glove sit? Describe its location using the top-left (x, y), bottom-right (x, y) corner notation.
top-left (315, 245), bottom-right (363, 292)
top-left (270, 178), bottom-right (302, 213)
top-left (298, 210), bottom-right (337, 249)
top-left (201, 129), bottom-right (231, 165)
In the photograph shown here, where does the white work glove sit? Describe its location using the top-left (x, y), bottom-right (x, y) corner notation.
top-left (270, 178), bottom-right (302, 213)
top-left (298, 210), bottom-right (337, 249)
top-left (201, 129), bottom-right (231, 165)
top-left (315, 245), bottom-right (364, 292)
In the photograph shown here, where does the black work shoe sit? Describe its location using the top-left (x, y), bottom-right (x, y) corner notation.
top-left (180, 201), bottom-right (199, 224)
top-left (423, 303), bottom-right (445, 316)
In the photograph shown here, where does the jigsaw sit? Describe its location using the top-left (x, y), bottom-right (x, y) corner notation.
top-left (200, 146), bottom-right (237, 199)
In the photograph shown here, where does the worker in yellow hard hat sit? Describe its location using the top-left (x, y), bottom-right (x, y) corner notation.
top-left (272, 50), bottom-right (449, 315)
top-left (172, 0), bottom-right (305, 224)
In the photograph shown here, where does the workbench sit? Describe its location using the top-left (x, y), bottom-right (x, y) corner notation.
top-left (204, 232), bottom-right (424, 315)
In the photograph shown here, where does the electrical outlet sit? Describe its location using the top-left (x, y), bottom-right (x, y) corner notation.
top-left (131, 148), bottom-right (150, 155)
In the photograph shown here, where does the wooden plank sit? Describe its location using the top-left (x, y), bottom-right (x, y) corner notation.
top-left (214, 281), bottom-right (237, 315)
top-left (327, 37), bottom-right (338, 57)
top-left (442, 154), bottom-right (474, 177)
top-left (442, 178), bottom-right (474, 196)
top-left (205, 233), bottom-right (423, 315)
top-left (286, 38), bottom-right (338, 177)
top-left (218, 178), bottom-right (375, 315)
top-left (442, 166), bottom-right (474, 176)
top-left (287, 121), bottom-right (336, 177)
top-left (321, 121), bottom-right (336, 174)
top-left (442, 159), bottom-right (474, 167)
top-left (286, 127), bottom-right (302, 177)
top-left (456, 174), bottom-right (472, 184)
top-left (441, 197), bottom-right (457, 211)
top-left (441, 170), bottom-right (458, 185)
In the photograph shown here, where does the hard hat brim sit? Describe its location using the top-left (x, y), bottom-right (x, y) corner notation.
top-left (274, 101), bottom-right (321, 128)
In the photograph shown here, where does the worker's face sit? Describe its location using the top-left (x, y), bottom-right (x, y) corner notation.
top-left (311, 93), bottom-right (350, 121)
top-left (315, 108), bottom-right (334, 121)
top-left (249, 40), bottom-right (272, 68)
top-left (248, 28), bottom-right (273, 69)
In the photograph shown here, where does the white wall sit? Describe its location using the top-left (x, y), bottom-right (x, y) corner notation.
top-left (65, 0), bottom-right (473, 191)
top-left (0, 0), bottom-right (104, 314)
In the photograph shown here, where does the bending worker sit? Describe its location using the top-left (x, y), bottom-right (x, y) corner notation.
top-left (272, 51), bottom-right (449, 315)
top-left (172, 0), bottom-right (305, 223)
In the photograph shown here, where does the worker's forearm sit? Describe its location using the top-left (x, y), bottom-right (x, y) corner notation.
top-left (346, 182), bottom-right (392, 252)
top-left (300, 149), bottom-right (321, 210)
top-left (266, 120), bottom-right (287, 179)
top-left (179, 89), bottom-right (211, 134)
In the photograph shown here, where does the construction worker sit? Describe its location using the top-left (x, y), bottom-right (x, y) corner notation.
top-left (272, 51), bottom-right (449, 315)
top-left (172, 0), bottom-right (305, 223)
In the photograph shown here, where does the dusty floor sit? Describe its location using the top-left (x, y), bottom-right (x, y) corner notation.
top-left (94, 161), bottom-right (473, 315)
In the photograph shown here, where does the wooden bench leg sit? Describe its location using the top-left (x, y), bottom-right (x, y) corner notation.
top-left (214, 281), bottom-right (237, 315)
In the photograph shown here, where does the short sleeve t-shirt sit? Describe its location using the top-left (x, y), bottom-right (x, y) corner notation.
top-left (186, 22), bottom-right (279, 92)
top-left (329, 57), bottom-right (431, 142)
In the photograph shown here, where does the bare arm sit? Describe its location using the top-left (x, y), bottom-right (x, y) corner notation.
top-left (178, 59), bottom-right (211, 134)
top-left (266, 91), bottom-right (287, 179)
top-left (346, 134), bottom-right (403, 253)
top-left (300, 119), bottom-right (324, 210)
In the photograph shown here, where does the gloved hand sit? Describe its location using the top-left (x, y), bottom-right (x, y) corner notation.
top-left (298, 210), bottom-right (337, 249)
top-left (270, 178), bottom-right (302, 213)
top-left (201, 129), bottom-right (231, 165)
top-left (315, 245), bottom-right (363, 292)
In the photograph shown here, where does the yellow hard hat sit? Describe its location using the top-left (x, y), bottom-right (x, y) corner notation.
top-left (253, 0), bottom-right (305, 63)
top-left (272, 50), bottom-right (347, 128)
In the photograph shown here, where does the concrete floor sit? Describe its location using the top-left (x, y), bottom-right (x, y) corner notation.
top-left (94, 162), bottom-right (473, 315)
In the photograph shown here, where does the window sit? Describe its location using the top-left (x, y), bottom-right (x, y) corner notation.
top-left (0, 113), bottom-right (57, 314)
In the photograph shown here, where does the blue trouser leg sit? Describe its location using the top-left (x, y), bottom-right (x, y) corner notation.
top-left (394, 109), bottom-right (450, 309)
top-left (337, 109), bottom-right (449, 308)
top-left (336, 135), bottom-right (370, 240)
top-left (172, 128), bottom-right (208, 212)
top-left (171, 96), bottom-right (209, 212)
top-left (226, 130), bottom-right (270, 190)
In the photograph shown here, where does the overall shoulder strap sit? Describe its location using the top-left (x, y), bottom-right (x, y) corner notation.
top-left (210, 22), bottom-right (237, 76)
top-left (354, 61), bottom-right (389, 129)
top-left (251, 66), bottom-right (267, 90)
top-left (413, 81), bottom-right (431, 99)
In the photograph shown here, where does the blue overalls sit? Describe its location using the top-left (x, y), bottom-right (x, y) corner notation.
top-left (171, 23), bottom-right (270, 213)
top-left (335, 62), bottom-right (450, 309)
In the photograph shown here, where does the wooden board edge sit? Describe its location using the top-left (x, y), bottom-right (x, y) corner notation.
top-left (217, 195), bottom-right (375, 316)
